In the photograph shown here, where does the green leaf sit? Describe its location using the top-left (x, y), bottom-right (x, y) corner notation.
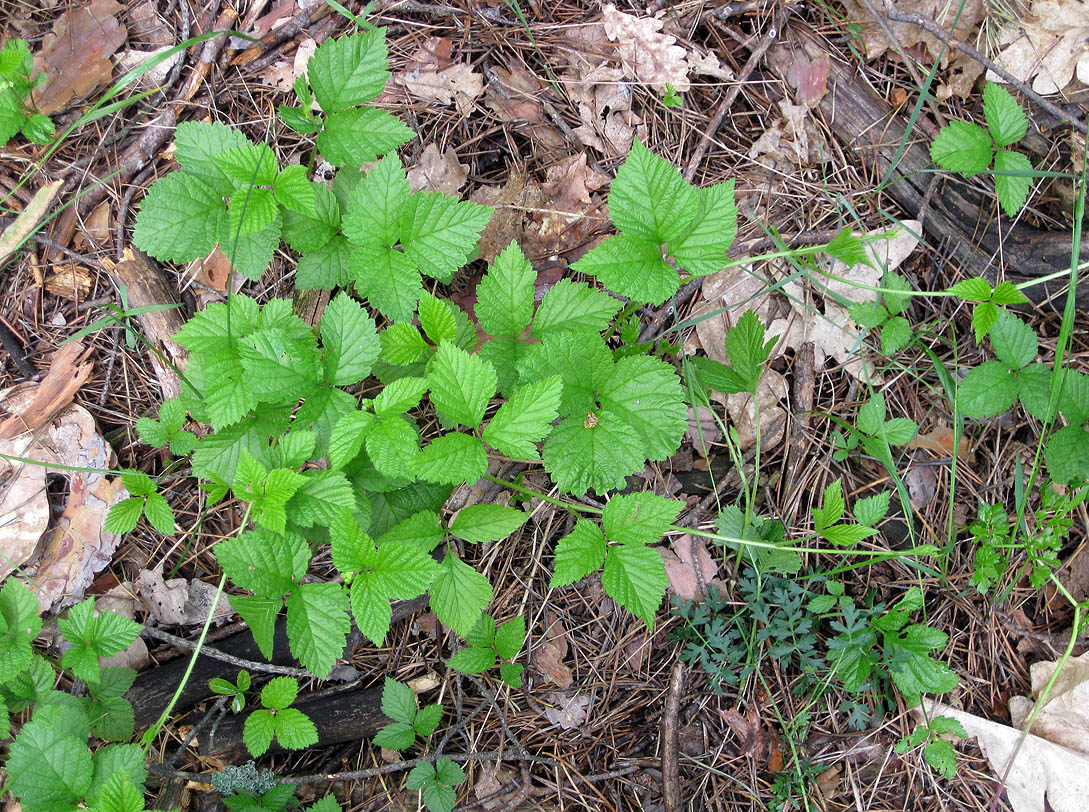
top-left (121, 471), bottom-right (155, 496)
top-left (378, 510), bottom-right (445, 552)
top-left (216, 529), bottom-right (310, 596)
top-left (723, 309), bottom-right (773, 390)
top-left (351, 245), bottom-right (422, 323)
top-left (416, 432), bottom-right (488, 485)
top-left (373, 720), bottom-right (415, 750)
top-left (881, 316), bottom-right (914, 354)
top-left (174, 121), bottom-right (251, 195)
top-left (450, 504), bottom-right (528, 544)
top-left (994, 149), bottom-right (1034, 218)
top-left (368, 541), bottom-right (441, 599)
top-left (475, 241), bottom-right (535, 338)
top-left (350, 581), bottom-right (392, 645)
top-left (244, 708), bottom-right (276, 757)
top-left (366, 415), bottom-right (420, 478)
top-left (59, 600), bottom-right (141, 683)
top-left (228, 187), bottom-right (278, 236)
top-left (1018, 363), bottom-right (1059, 420)
top-left (602, 542), bottom-right (668, 627)
top-left (374, 375), bottom-right (429, 416)
top-left (274, 164), bottom-right (317, 214)
top-left (318, 107), bottom-right (414, 166)
top-left (930, 120), bottom-right (993, 175)
top-left (991, 281), bottom-right (1029, 306)
top-left (275, 707), bottom-right (318, 750)
top-left (7, 719), bottom-right (93, 808)
top-left (493, 615), bottom-right (526, 659)
top-left (381, 678), bottom-right (418, 723)
top-left (500, 663), bottom-right (524, 688)
top-left (260, 676), bottom-right (298, 711)
top-left (550, 519), bottom-right (607, 587)
top-left (814, 480), bottom-right (845, 529)
top-left (298, 236), bottom-right (353, 289)
top-left (414, 703), bottom-right (443, 736)
top-left (482, 375), bottom-right (562, 460)
top-left (308, 30), bottom-right (389, 112)
top-left (882, 417), bottom-right (918, 446)
top-left (983, 82), bottom-right (1028, 147)
top-left (571, 233), bottom-right (678, 306)
top-left (924, 737), bottom-right (958, 779)
top-left (531, 279), bottom-right (623, 337)
top-left (518, 330), bottom-right (614, 417)
top-left (820, 523), bottom-right (877, 546)
top-left (602, 492), bottom-right (681, 545)
top-left (465, 614), bottom-right (497, 648)
top-left (854, 491), bottom-right (891, 527)
top-left (609, 138), bottom-right (698, 244)
top-left (989, 310), bottom-right (1037, 369)
top-left (434, 756), bottom-right (466, 787)
top-left (885, 624), bottom-right (959, 701)
top-left (342, 152), bottom-right (410, 248)
top-left (230, 596), bottom-right (282, 660)
top-left (670, 179), bottom-right (737, 275)
top-left (106, 497), bottom-right (144, 534)
top-left (448, 645), bottom-right (497, 674)
top-left (321, 292), bottom-right (380, 386)
top-left (427, 343), bottom-right (498, 428)
top-left (599, 354), bottom-right (687, 460)
top-left (400, 192), bottom-right (493, 283)
top-left (972, 300), bottom-right (1000, 343)
top-left (238, 327), bottom-right (323, 404)
top-left (328, 410), bottom-right (376, 470)
top-left (1061, 369), bottom-right (1089, 424)
top-left (221, 211), bottom-right (282, 280)
top-left (133, 173), bottom-right (226, 263)
top-left (214, 142), bottom-right (278, 188)
top-left (141, 491), bottom-right (175, 534)
top-left (282, 184), bottom-right (340, 253)
top-left (823, 228), bottom-right (870, 267)
top-left (430, 553), bottom-right (492, 636)
top-left (381, 323), bottom-right (429, 365)
top-left (1045, 424), bottom-right (1089, 484)
top-left (87, 744), bottom-right (146, 807)
top-left (543, 412), bottom-right (645, 496)
top-left (285, 582), bottom-right (350, 678)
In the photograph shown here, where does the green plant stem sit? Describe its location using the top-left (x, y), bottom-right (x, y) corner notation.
top-left (482, 474), bottom-right (602, 514)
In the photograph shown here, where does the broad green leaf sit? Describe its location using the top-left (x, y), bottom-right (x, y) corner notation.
top-left (318, 106), bottom-right (414, 166)
top-left (321, 292), bottom-right (380, 386)
top-left (465, 614), bottom-right (496, 648)
top-left (1045, 424), bottom-right (1089, 484)
top-left (478, 337), bottom-right (528, 396)
top-left (285, 582), bottom-right (350, 678)
top-left (214, 142), bottom-right (277, 188)
top-left (229, 595), bottom-right (281, 660)
top-left (298, 236), bottom-right (353, 289)
top-left (274, 707), bottom-right (318, 750)
top-left (287, 470), bottom-right (357, 527)
top-left (105, 497), bottom-right (144, 534)
top-left (882, 417), bottom-right (918, 446)
top-left (141, 492), bottom-right (175, 534)
top-left (416, 432), bottom-right (488, 485)
top-left (989, 310), bottom-right (1037, 369)
top-left (308, 29), bottom-right (389, 111)
top-left (238, 327), bottom-right (323, 403)
top-left (881, 316), bottom-right (914, 354)
top-left (351, 245), bottom-right (422, 323)
top-left (173, 120), bottom-right (250, 195)
top-left (571, 233), bottom-right (678, 306)
top-left (994, 149), bottom-right (1033, 218)
top-left (602, 492), bottom-right (681, 545)
top-left (219, 211), bottom-right (282, 280)
top-left (601, 542), bottom-right (668, 627)
top-left (418, 292), bottom-right (459, 346)
top-left (342, 152), bottom-right (410, 247)
top-left (609, 137), bottom-right (698, 244)
top-left (373, 375), bottom-right (429, 416)
top-left (243, 709), bottom-right (276, 757)
top-left (824, 228), bottom-right (871, 267)
top-left (228, 186), bottom-right (280, 236)
top-left (87, 744), bottom-right (146, 807)
top-left (381, 323), bottom-right (429, 365)
top-left (1018, 363), bottom-right (1059, 420)
top-left (373, 720), bottom-right (415, 750)
top-left (972, 300), bottom-right (1000, 343)
top-left (531, 279), bottom-right (623, 337)
top-left (814, 480), bottom-right (845, 529)
top-left (368, 540), bottom-right (441, 599)
top-left (500, 662), bottom-right (524, 688)
top-left (517, 330), bottom-right (614, 417)
top-left (853, 491), bottom-right (891, 527)
top-left (378, 510), bottom-right (445, 552)
top-left (929, 120), bottom-right (993, 175)
top-left (983, 81), bottom-right (1028, 147)
top-left (7, 719), bottom-right (92, 808)
top-left (400, 191), bottom-right (493, 283)
top-left (474, 241), bottom-right (535, 339)
top-left (723, 309), bottom-right (773, 389)
top-left (599, 354), bottom-right (687, 460)
top-left (274, 164), bottom-right (317, 215)
top-left (366, 415), bottom-right (420, 478)
top-left (427, 342), bottom-right (498, 428)
top-left (133, 173), bottom-right (226, 263)
top-left (282, 183), bottom-right (341, 253)
top-left (381, 677), bottom-right (418, 724)
top-left (543, 412), bottom-right (645, 496)
top-left (414, 703), bottom-right (443, 736)
top-left (550, 519), bottom-right (607, 587)
top-left (449, 504), bottom-right (528, 544)
top-left (493, 615), bottom-right (525, 659)
top-left (856, 395), bottom-right (886, 436)
top-left (260, 676), bottom-right (298, 711)
top-left (328, 410), bottom-right (376, 470)
top-left (1061, 369), bottom-right (1089, 424)
top-left (991, 281), bottom-right (1029, 306)
top-left (924, 737), bottom-right (958, 779)
top-left (820, 523), bottom-right (877, 546)
top-left (482, 375), bottom-right (562, 460)
top-left (670, 179), bottom-right (736, 275)
top-left (350, 581), bottom-right (392, 645)
top-left (215, 529), bottom-right (310, 597)
top-left (430, 553), bottom-right (492, 636)
top-left (448, 646), bottom-right (496, 674)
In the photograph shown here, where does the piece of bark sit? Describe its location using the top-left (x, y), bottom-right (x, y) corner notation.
top-left (103, 248), bottom-right (188, 400)
top-left (768, 24), bottom-right (1089, 310)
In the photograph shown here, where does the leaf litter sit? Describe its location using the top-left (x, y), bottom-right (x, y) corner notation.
top-left (32, 0), bottom-right (127, 115)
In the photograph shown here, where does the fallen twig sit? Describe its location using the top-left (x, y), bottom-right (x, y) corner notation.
top-left (141, 626), bottom-right (311, 678)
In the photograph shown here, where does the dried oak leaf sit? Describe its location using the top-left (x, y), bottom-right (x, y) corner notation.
top-left (602, 3), bottom-right (690, 92)
top-left (991, 0), bottom-right (1089, 95)
top-left (544, 691), bottom-right (591, 729)
top-left (34, 0), bottom-right (128, 115)
top-left (135, 565), bottom-right (232, 626)
top-left (407, 143), bottom-right (469, 196)
top-left (392, 39), bottom-right (483, 114)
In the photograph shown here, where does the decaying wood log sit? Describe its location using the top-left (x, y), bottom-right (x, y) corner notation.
top-left (767, 23), bottom-right (1089, 311)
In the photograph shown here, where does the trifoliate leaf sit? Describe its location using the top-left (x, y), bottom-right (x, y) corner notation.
top-left (430, 553), bottom-right (492, 636)
top-left (543, 411), bottom-right (645, 496)
top-left (318, 107), bottom-right (414, 167)
top-left (482, 375), bottom-right (562, 460)
top-left (400, 191), bottom-right (493, 283)
top-left (493, 615), bottom-right (525, 659)
top-left (275, 707), bottom-right (318, 750)
top-left (947, 277), bottom-right (992, 303)
top-left (602, 492), bottom-right (681, 546)
top-left (994, 149), bottom-right (1033, 218)
top-left (930, 120), bottom-right (993, 176)
top-left (342, 152), bottom-right (410, 248)
top-left (448, 646), bottom-right (496, 674)
top-left (416, 432), bottom-right (488, 485)
top-left (308, 30), bottom-right (389, 112)
top-left (427, 343), bottom-right (497, 428)
top-left (133, 173), bottom-right (226, 263)
top-left (351, 245), bottom-right (422, 323)
top-left (381, 677), bottom-right (418, 724)
top-left (414, 703), bottom-right (443, 736)
top-left (105, 497), bottom-right (144, 534)
top-left (670, 179), bottom-right (736, 275)
top-left (609, 138), bottom-right (698, 244)
top-left (599, 354), bottom-right (687, 460)
top-left (174, 120), bottom-right (251, 195)
top-left (983, 82), bottom-right (1028, 148)
top-left (283, 184), bottom-right (340, 253)
top-left (571, 233), bottom-right (678, 306)
top-left (321, 292), bottom-right (380, 386)
top-left (517, 329), bottom-right (614, 417)
top-left (601, 542), bottom-right (668, 627)
top-left (238, 327), bottom-right (323, 404)
top-left (214, 142), bottom-right (278, 188)
top-left (285, 582), bottom-right (350, 678)
top-left (474, 241), bottom-right (534, 339)
top-left (550, 519), bottom-right (607, 587)
top-left (381, 323), bottom-right (429, 365)
top-left (215, 529), bottom-right (310, 597)
top-left (450, 504), bottom-right (528, 544)
top-left (531, 279), bottom-right (623, 337)
top-left (244, 709), bottom-right (276, 757)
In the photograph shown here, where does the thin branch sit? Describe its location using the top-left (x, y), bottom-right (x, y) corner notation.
top-left (885, 7), bottom-right (1087, 135)
top-left (141, 626), bottom-right (311, 678)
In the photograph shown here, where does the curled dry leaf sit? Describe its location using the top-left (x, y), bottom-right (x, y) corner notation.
top-left (544, 691), bottom-right (591, 730)
top-left (392, 38), bottom-right (483, 115)
top-left (33, 0), bottom-right (127, 115)
top-left (186, 247), bottom-right (241, 297)
top-left (136, 565), bottom-right (232, 626)
top-left (907, 425), bottom-right (972, 460)
top-left (532, 611), bottom-right (573, 689)
top-left (918, 697), bottom-right (1089, 812)
top-left (602, 3), bottom-right (691, 92)
top-left (260, 37), bottom-right (318, 93)
top-left (904, 465), bottom-right (939, 510)
top-left (660, 534), bottom-right (721, 602)
top-left (407, 143), bottom-right (469, 196)
top-left (991, 0), bottom-right (1089, 95)
top-left (569, 63), bottom-right (643, 156)
top-left (484, 62), bottom-right (567, 149)
top-left (534, 152), bottom-right (609, 260)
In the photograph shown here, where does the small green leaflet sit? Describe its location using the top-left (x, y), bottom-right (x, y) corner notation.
top-left (427, 343), bottom-right (498, 428)
top-left (601, 492), bottom-right (681, 546)
top-left (550, 519), bottom-right (608, 587)
top-left (474, 241), bottom-right (535, 339)
top-left (930, 120), bottom-right (993, 176)
top-left (482, 375), bottom-right (562, 460)
top-left (449, 504), bottom-right (528, 544)
top-left (601, 542), bottom-right (669, 628)
top-left (983, 82), bottom-right (1028, 148)
top-left (430, 553), bottom-right (492, 636)
top-left (58, 599), bottom-right (142, 684)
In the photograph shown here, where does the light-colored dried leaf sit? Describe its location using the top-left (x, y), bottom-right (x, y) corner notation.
top-left (686, 405), bottom-right (722, 456)
top-left (904, 465), bottom-right (938, 510)
top-left (260, 36), bottom-right (317, 92)
top-left (79, 199), bottom-right (111, 249)
top-left (839, 0), bottom-right (983, 65)
top-left (136, 565), bottom-right (232, 626)
top-left (660, 534), bottom-right (720, 601)
top-left (115, 46), bottom-right (182, 88)
top-left (33, 0), bottom-right (127, 115)
top-left (393, 63), bottom-right (484, 114)
top-left (907, 425), bottom-right (971, 460)
top-left (786, 52), bottom-right (830, 106)
top-left (407, 143), bottom-right (468, 195)
top-left (686, 50), bottom-right (734, 81)
top-left (990, 0), bottom-right (1089, 95)
top-left (533, 612), bottom-right (572, 688)
top-left (602, 3), bottom-right (690, 92)
top-left (725, 369), bottom-right (787, 451)
top-left (569, 63), bottom-right (642, 155)
top-left (544, 691), bottom-right (591, 729)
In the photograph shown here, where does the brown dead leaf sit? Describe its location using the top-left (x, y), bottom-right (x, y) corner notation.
top-left (685, 406), bottom-right (722, 457)
top-left (602, 4), bottom-right (690, 92)
top-left (472, 766), bottom-right (518, 810)
top-left (786, 52), bottom-right (830, 106)
top-left (660, 534), bottom-right (720, 601)
top-left (569, 63), bottom-right (643, 156)
top-left (725, 369), bottom-right (788, 452)
top-left (469, 172), bottom-right (549, 263)
top-left (260, 37), bottom-right (317, 93)
top-left (533, 611), bottom-right (573, 688)
top-left (33, 0), bottom-right (127, 115)
top-left (136, 565), bottom-right (232, 626)
top-left (78, 199), bottom-right (111, 250)
top-left (991, 0), bottom-right (1089, 95)
top-left (904, 466), bottom-right (939, 511)
top-left (128, 0), bottom-right (173, 48)
top-left (393, 47), bottom-right (483, 115)
top-left (407, 144), bottom-right (469, 196)
top-left (907, 425), bottom-right (971, 460)
top-left (532, 153), bottom-right (609, 260)
top-left (544, 691), bottom-right (591, 730)
top-left (839, 0), bottom-right (983, 66)
top-left (719, 708), bottom-right (769, 762)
